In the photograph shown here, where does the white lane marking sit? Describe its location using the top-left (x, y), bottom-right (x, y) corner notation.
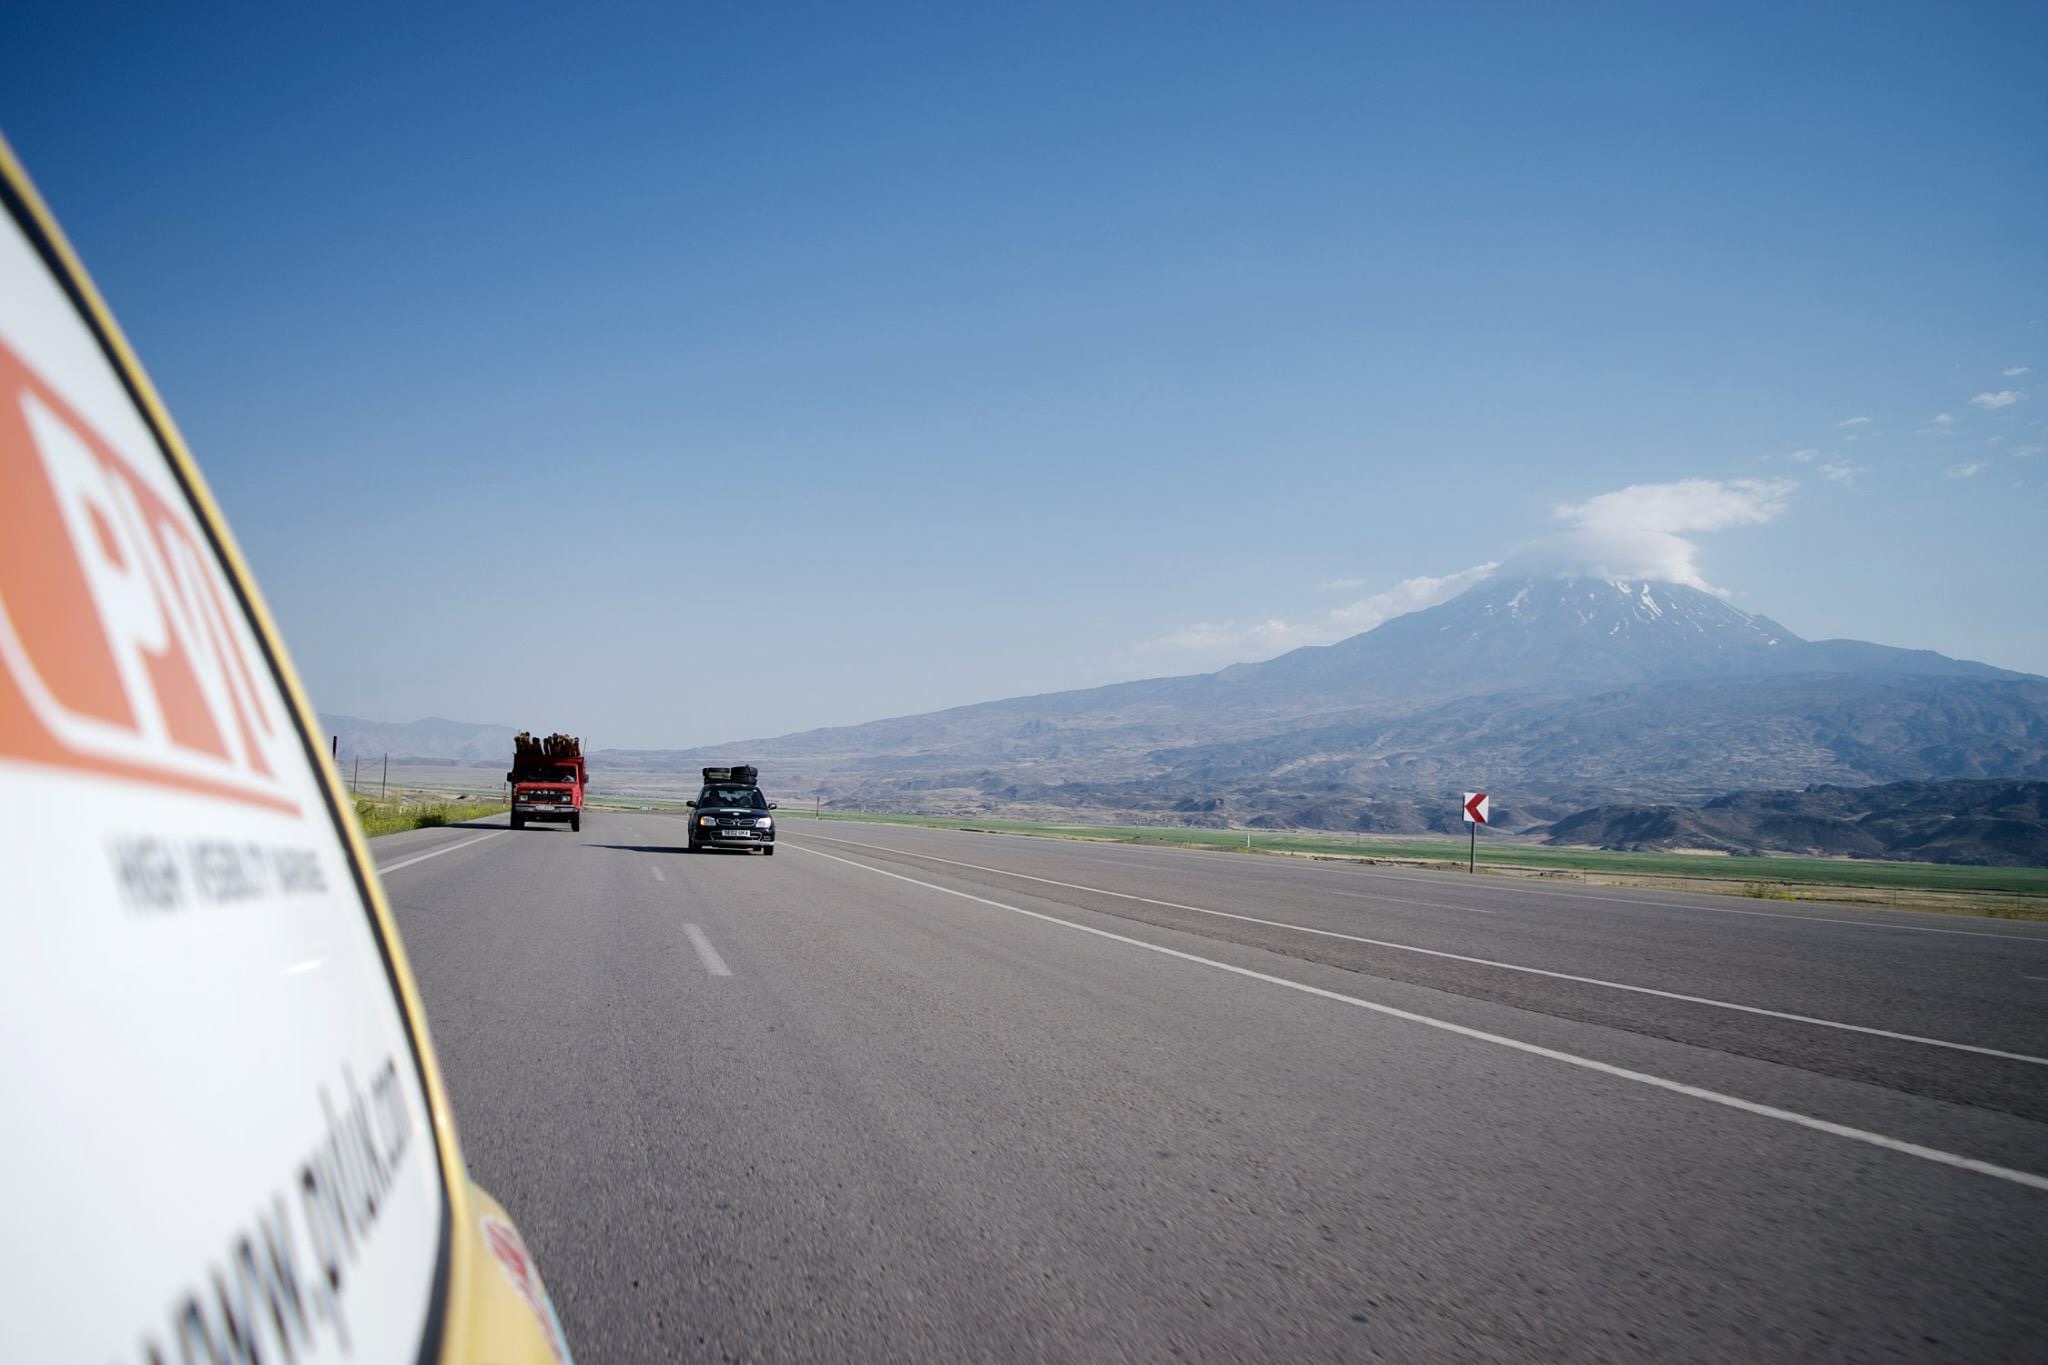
top-left (792, 843), bottom-right (2048, 1193)
top-left (851, 825), bottom-right (2048, 943)
top-left (683, 924), bottom-right (731, 977)
top-left (1283, 859), bottom-right (2048, 941)
top-left (651, 864), bottom-right (666, 883)
top-left (376, 830), bottom-right (508, 875)
top-left (1613, 902), bottom-right (2048, 941)
top-left (800, 834), bottom-right (2048, 1067)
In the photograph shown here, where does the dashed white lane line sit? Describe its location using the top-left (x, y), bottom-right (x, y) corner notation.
top-left (651, 864), bottom-right (666, 883)
top-left (792, 842), bottom-right (2048, 1194)
top-left (683, 924), bottom-right (731, 977)
top-left (376, 830), bottom-right (508, 875)
top-left (799, 833), bottom-right (2047, 1067)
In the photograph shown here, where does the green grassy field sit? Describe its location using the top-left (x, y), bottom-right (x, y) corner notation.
top-left (364, 785), bottom-right (2042, 915)
top-left (778, 809), bottom-right (2048, 915)
top-left (351, 795), bottom-right (510, 839)
top-left (589, 795), bottom-right (697, 812)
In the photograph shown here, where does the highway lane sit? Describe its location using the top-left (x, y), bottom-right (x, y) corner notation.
top-left (376, 811), bottom-right (2048, 1362)
top-left (775, 819), bottom-right (2048, 1123)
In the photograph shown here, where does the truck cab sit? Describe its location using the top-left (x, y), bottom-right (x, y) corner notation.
top-left (687, 765), bottom-right (777, 854)
top-left (508, 732), bottom-right (586, 832)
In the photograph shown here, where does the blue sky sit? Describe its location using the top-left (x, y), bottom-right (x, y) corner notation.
top-left (4, 2), bottom-right (2043, 748)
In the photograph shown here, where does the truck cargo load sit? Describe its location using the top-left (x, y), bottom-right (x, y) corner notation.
top-left (508, 732), bottom-right (587, 832)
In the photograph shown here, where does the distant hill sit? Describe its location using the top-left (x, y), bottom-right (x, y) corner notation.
top-left (328, 577), bottom-right (2046, 831)
top-left (1541, 780), bottom-right (2048, 867)
top-left (1148, 673), bottom-right (2048, 804)
top-left (593, 576), bottom-right (2046, 829)
top-left (319, 714), bottom-right (521, 762)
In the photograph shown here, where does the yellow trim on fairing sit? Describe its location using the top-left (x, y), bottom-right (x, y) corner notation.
top-left (0, 133), bottom-right (566, 1365)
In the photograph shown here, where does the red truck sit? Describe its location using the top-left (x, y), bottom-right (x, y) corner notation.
top-left (507, 732), bottom-right (586, 832)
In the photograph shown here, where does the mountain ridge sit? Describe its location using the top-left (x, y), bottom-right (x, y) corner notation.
top-left (1541, 779), bottom-right (2048, 867)
top-left (330, 576), bottom-right (2046, 843)
top-left (319, 714), bottom-right (522, 762)
top-left (599, 576), bottom-right (2035, 781)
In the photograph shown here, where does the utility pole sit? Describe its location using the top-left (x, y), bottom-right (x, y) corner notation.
top-left (381, 754), bottom-right (388, 800)
top-left (351, 756), bottom-right (359, 795)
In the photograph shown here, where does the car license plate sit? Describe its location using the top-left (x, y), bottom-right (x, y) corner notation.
top-left (719, 828), bottom-right (752, 838)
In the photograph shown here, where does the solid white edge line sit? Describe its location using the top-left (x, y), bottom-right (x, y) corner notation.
top-left (805, 820), bottom-right (2048, 943)
top-left (683, 923), bottom-right (732, 977)
top-left (801, 833), bottom-right (2048, 1067)
top-left (1298, 860), bottom-right (2046, 941)
top-left (1309, 863), bottom-right (2048, 938)
top-left (375, 829), bottom-right (508, 875)
top-left (790, 842), bottom-right (2048, 1193)
top-left (1598, 901), bottom-right (2047, 941)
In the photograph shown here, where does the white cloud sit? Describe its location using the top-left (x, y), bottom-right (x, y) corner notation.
top-left (1835, 416), bottom-right (1872, 427)
top-left (2006, 367), bottom-right (2030, 377)
top-left (1135, 476), bottom-right (1799, 664)
top-left (1818, 460), bottom-right (1861, 483)
top-left (1136, 563), bottom-right (1499, 665)
top-left (1319, 576), bottom-right (1370, 590)
top-left (2014, 445), bottom-right (2043, 459)
top-left (1971, 390), bottom-right (2022, 409)
top-left (1552, 477), bottom-right (1794, 534)
top-left (1931, 413), bottom-right (1954, 424)
top-left (1513, 477), bottom-right (1794, 592)
top-left (1788, 448), bottom-right (1819, 462)
top-left (1947, 462), bottom-right (1987, 479)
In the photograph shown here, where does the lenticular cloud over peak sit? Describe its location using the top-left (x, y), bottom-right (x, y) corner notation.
top-left (1556, 478), bottom-right (1794, 533)
top-left (1507, 478), bottom-right (1794, 591)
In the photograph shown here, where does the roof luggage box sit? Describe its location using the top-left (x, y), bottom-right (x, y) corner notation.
top-left (703, 765), bottom-right (759, 785)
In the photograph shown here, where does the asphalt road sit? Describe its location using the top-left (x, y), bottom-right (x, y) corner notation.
top-left (373, 813), bottom-right (2048, 1363)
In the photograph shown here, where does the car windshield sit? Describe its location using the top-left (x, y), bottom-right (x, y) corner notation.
top-left (701, 785), bottom-right (766, 809)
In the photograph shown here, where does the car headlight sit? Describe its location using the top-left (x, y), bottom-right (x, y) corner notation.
top-left (755, 816), bottom-right (774, 828)
top-left (699, 815), bottom-right (716, 827)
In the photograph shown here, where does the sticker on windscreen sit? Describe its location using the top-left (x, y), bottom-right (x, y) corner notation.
top-left (0, 181), bottom-right (444, 1362)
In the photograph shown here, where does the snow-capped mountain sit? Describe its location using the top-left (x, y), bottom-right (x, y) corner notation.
top-left (1227, 576), bottom-right (1804, 703)
top-left (446, 573), bottom-right (2048, 828)
top-left (1211, 575), bottom-right (2018, 715)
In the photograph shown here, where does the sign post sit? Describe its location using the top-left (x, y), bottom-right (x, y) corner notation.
top-left (1462, 791), bottom-right (1490, 872)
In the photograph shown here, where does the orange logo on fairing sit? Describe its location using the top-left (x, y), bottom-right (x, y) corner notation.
top-left (0, 338), bottom-right (299, 813)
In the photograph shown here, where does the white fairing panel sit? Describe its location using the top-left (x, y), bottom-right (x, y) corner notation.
top-left (0, 196), bottom-right (443, 1362)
